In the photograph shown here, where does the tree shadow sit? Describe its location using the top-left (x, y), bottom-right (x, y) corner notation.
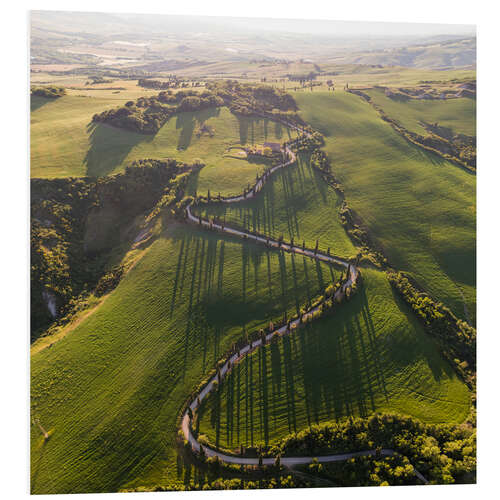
top-left (387, 285), bottom-right (455, 381)
top-left (30, 96), bottom-right (51, 112)
top-left (176, 108), bottom-right (220, 151)
top-left (84, 122), bottom-right (149, 177)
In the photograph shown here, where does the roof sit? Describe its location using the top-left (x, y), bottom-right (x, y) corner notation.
top-left (263, 142), bottom-right (281, 151)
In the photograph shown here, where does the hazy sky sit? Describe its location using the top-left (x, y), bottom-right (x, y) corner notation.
top-left (33, 11), bottom-right (475, 39)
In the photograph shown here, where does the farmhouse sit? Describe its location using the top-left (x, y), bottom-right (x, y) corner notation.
top-left (263, 142), bottom-right (281, 153)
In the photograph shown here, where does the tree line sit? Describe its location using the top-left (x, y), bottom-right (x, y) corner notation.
top-left (31, 86), bottom-right (66, 98)
top-left (387, 271), bottom-right (476, 383)
top-left (92, 89), bottom-right (224, 134)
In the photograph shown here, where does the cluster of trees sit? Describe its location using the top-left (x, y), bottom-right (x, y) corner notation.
top-left (31, 86), bottom-right (66, 98)
top-left (31, 159), bottom-right (192, 340)
top-left (93, 82), bottom-right (303, 134)
top-left (286, 71), bottom-right (318, 82)
top-left (310, 149), bottom-right (330, 173)
top-left (138, 78), bottom-right (179, 90)
top-left (305, 453), bottom-right (418, 486)
top-left (85, 76), bottom-right (113, 85)
top-left (205, 80), bottom-right (298, 117)
top-left (137, 78), bottom-right (202, 90)
top-left (92, 90), bottom-right (224, 134)
top-left (387, 272), bottom-right (476, 379)
top-left (270, 413), bottom-right (475, 485)
top-left (291, 131), bottom-right (324, 153)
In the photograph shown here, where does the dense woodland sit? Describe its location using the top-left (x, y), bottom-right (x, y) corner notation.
top-left (31, 159), bottom-right (193, 340)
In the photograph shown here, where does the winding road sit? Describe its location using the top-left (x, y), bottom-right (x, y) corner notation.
top-left (178, 117), bottom-right (428, 484)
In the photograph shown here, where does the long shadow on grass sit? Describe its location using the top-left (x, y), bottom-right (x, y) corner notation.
top-left (84, 122), bottom-right (149, 177)
top-left (387, 285), bottom-right (455, 381)
top-left (176, 107), bottom-right (221, 151)
top-left (30, 96), bottom-right (52, 112)
top-left (203, 276), bottom-right (455, 448)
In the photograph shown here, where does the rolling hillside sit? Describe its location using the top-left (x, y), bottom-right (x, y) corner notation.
top-left (192, 156), bottom-right (357, 260)
top-left (364, 88), bottom-right (476, 137)
top-left (197, 267), bottom-right (470, 450)
top-left (30, 223), bottom-right (341, 493)
top-left (31, 97), bottom-right (297, 196)
top-left (293, 90), bottom-right (476, 324)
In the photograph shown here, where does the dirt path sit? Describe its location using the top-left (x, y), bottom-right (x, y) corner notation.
top-left (178, 118), bottom-right (428, 485)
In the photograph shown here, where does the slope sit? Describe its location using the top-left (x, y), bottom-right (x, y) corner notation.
top-left (293, 90), bottom-right (476, 324)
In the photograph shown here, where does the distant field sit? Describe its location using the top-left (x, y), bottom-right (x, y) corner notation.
top-left (365, 88), bottom-right (476, 136)
top-left (197, 267), bottom-right (470, 450)
top-left (293, 90), bottom-right (476, 323)
top-left (30, 224), bottom-right (340, 494)
top-left (192, 156), bottom-right (357, 260)
top-left (31, 98), bottom-right (296, 195)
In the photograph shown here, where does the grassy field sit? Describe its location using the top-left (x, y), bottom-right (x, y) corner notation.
top-left (30, 77), bottom-right (475, 493)
top-left (197, 268), bottom-right (470, 450)
top-left (292, 90), bottom-right (476, 324)
top-left (31, 97), bottom-right (296, 194)
top-left (30, 222), bottom-right (343, 494)
top-left (191, 156), bottom-right (357, 260)
top-left (364, 88), bottom-right (476, 137)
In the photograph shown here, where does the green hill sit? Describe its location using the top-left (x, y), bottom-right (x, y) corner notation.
top-left (197, 267), bottom-right (470, 451)
top-left (31, 96), bottom-right (297, 197)
top-left (364, 88), bottom-right (476, 137)
top-left (30, 223), bottom-right (341, 494)
top-left (192, 156), bottom-right (357, 260)
top-left (293, 90), bottom-right (475, 324)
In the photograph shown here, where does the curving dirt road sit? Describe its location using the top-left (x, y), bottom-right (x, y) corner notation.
top-left (179, 118), bottom-right (428, 485)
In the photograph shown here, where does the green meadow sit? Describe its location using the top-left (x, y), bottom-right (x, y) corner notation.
top-left (30, 224), bottom-right (340, 494)
top-left (293, 90), bottom-right (476, 324)
top-left (365, 88), bottom-right (476, 137)
top-left (31, 97), bottom-right (296, 196)
top-left (30, 81), bottom-right (475, 493)
top-left (197, 268), bottom-right (470, 450)
top-left (192, 156), bottom-right (357, 260)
